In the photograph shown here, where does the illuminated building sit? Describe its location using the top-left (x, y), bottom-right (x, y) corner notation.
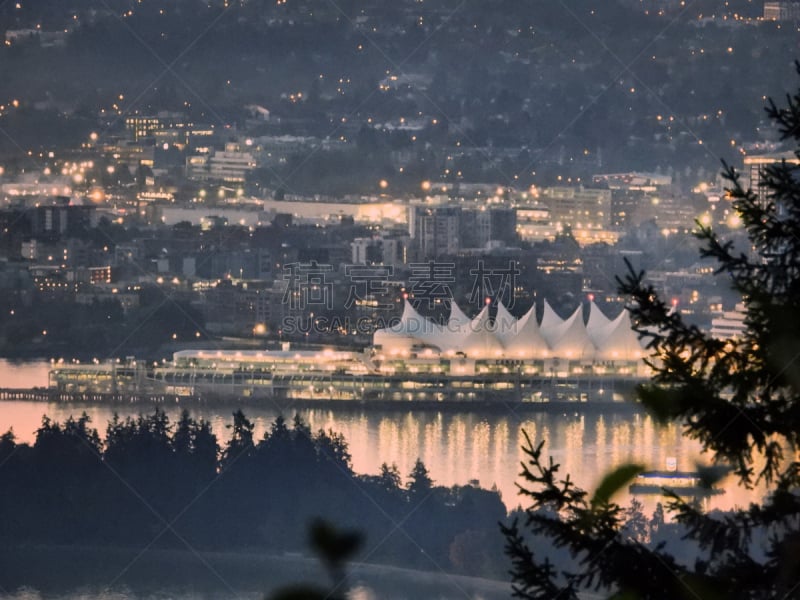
top-left (763, 1), bottom-right (800, 20)
top-left (125, 113), bottom-right (192, 143)
top-left (373, 298), bottom-right (643, 363)
top-left (409, 205), bottom-right (518, 259)
top-left (541, 186), bottom-right (611, 230)
top-left (101, 142), bottom-right (155, 170)
top-left (515, 204), bottom-right (557, 242)
top-left (709, 303), bottom-right (746, 340)
top-left (460, 207), bottom-right (517, 249)
top-left (125, 116), bottom-right (163, 142)
top-left (186, 143), bottom-right (257, 183)
top-left (351, 235), bottom-right (409, 267)
top-left (743, 152), bottom-right (800, 208)
top-left (50, 297), bottom-right (649, 403)
top-left (591, 172), bottom-right (672, 191)
top-left (410, 205), bottom-right (461, 259)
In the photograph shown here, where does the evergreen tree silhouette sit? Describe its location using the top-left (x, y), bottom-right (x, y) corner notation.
top-left (502, 64), bottom-right (800, 600)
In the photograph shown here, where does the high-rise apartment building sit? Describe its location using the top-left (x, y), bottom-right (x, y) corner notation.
top-left (410, 206), bottom-right (461, 259)
top-left (743, 152), bottom-right (800, 211)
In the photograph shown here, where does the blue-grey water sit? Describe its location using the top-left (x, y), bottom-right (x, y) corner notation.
top-left (0, 359), bottom-right (762, 599)
top-left (0, 360), bottom-right (755, 513)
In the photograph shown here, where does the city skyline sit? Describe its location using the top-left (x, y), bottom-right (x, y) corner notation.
top-left (1, 2), bottom-right (798, 598)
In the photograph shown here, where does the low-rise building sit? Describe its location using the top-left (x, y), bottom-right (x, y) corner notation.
top-left (764, 1), bottom-right (800, 21)
top-left (186, 143), bottom-right (257, 183)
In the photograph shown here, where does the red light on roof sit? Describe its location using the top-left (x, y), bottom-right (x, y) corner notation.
top-left (485, 297), bottom-right (491, 305)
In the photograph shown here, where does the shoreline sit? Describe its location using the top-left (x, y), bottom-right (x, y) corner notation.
top-left (0, 386), bottom-right (644, 414)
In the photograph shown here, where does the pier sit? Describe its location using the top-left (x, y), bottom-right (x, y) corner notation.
top-left (0, 386), bottom-right (646, 415)
top-left (0, 388), bottom-right (194, 404)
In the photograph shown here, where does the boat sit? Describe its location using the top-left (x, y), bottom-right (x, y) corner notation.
top-left (629, 470), bottom-right (725, 497)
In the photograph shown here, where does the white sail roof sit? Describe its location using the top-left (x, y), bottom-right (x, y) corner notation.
top-left (586, 301), bottom-right (612, 338)
top-left (374, 299), bottom-right (438, 352)
top-left (545, 305), bottom-right (595, 359)
top-left (373, 299), bottom-right (419, 353)
top-left (461, 304), bottom-right (504, 357)
top-left (503, 302), bottom-right (550, 358)
top-left (440, 299), bottom-right (472, 351)
top-left (372, 297), bottom-right (645, 362)
top-left (448, 300), bottom-right (471, 328)
top-left (373, 327), bottom-right (415, 354)
top-left (593, 309), bottom-right (644, 361)
top-left (396, 299), bottom-right (422, 331)
top-left (539, 299), bottom-right (565, 341)
top-left (494, 301), bottom-right (518, 347)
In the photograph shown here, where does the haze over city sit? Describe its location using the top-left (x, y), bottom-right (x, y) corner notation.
top-left (1, 1), bottom-right (799, 598)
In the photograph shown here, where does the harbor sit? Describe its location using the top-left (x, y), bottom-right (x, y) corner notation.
top-left (44, 298), bottom-right (650, 404)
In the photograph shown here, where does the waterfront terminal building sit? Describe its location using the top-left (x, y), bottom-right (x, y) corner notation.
top-left (50, 300), bottom-right (650, 403)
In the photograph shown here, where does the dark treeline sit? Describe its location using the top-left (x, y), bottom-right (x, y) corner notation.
top-left (0, 410), bottom-right (508, 577)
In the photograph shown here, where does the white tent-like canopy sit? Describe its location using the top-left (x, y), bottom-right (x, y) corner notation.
top-left (592, 309), bottom-right (644, 361)
top-left (461, 304), bottom-right (505, 357)
top-left (373, 300), bottom-right (427, 354)
top-left (372, 298), bottom-right (644, 362)
top-left (587, 301), bottom-right (612, 336)
top-left (539, 299), bottom-right (564, 339)
top-left (543, 306), bottom-right (596, 360)
top-left (439, 300), bottom-right (472, 352)
top-left (501, 302), bottom-right (549, 359)
top-left (493, 301), bottom-right (518, 347)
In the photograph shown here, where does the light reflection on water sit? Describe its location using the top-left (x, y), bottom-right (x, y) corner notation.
top-left (0, 360), bottom-right (762, 512)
